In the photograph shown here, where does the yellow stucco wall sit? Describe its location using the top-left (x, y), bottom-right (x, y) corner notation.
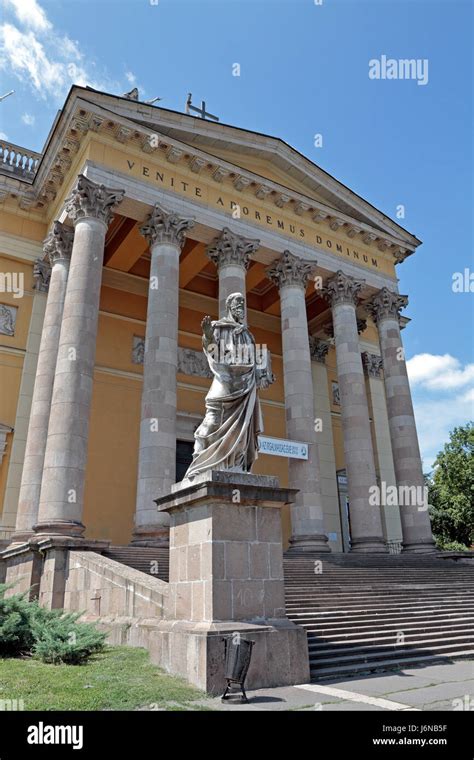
top-left (0, 255), bottom-right (35, 512)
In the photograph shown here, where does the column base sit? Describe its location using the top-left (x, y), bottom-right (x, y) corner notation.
top-left (7, 529), bottom-right (35, 547)
top-left (131, 525), bottom-right (169, 548)
top-left (33, 520), bottom-right (86, 538)
top-left (402, 538), bottom-right (438, 554)
top-left (287, 534), bottom-right (331, 552)
top-left (350, 537), bottom-right (388, 553)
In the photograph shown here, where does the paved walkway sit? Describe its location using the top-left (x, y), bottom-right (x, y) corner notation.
top-left (195, 660), bottom-right (474, 711)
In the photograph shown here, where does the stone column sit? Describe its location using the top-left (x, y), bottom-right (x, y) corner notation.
top-left (267, 251), bottom-right (330, 551)
top-left (309, 338), bottom-right (341, 551)
top-left (12, 224), bottom-right (74, 542)
top-left (35, 175), bottom-right (124, 537)
top-left (322, 270), bottom-right (386, 553)
top-left (367, 288), bottom-right (435, 552)
top-left (132, 203), bottom-right (194, 546)
top-left (207, 227), bottom-right (259, 317)
top-left (362, 352), bottom-right (403, 547)
top-left (1, 261), bottom-right (49, 538)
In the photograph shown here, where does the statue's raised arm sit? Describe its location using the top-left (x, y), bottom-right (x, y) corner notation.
top-left (201, 315), bottom-right (214, 349)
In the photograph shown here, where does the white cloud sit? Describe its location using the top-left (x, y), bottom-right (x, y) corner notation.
top-left (125, 71), bottom-right (136, 85)
top-left (3, 0), bottom-right (51, 33)
top-left (407, 353), bottom-right (474, 391)
top-left (0, 132), bottom-right (8, 140)
top-left (407, 353), bottom-right (474, 470)
top-left (21, 112), bottom-right (35, 126)
top-left (0, 2), bottom-right (120, 101)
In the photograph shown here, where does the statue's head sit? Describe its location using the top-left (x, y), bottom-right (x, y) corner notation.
top-left (226, 292), bottom-right (245, 324)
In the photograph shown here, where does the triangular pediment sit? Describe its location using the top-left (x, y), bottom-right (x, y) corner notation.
top-left (65, 87), bottom-right (419, 248)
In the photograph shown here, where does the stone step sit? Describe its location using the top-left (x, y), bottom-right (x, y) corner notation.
top-left (285, 592), bottom-right (474, 606)
top-left (285, 600), bottom-right (474, 616)
top-left (309, 650), bottom-right (474, 679)
top-left (287, 602), bottom-right (474, 619)
top-left (284, 573), bottom-right (474, 580)
top-left (309, 632), bottom-right (474, 656)
top-left (285, 592), bottom-right (474, 610)
top-left (292, 611), bottom-right (474, 631)
top-left (100, 545), bottom-right (474, 680)
top-left (103, 548), bottom-right (169, 582)
top-left (300, 616), bottom-right (474, 637)
top-left (309, 639), bottom-right (474, 668)
top-left (308, 626), bottom-right (474, 648)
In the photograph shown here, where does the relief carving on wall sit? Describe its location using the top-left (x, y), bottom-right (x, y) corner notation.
top-left (0, 304), bottom-right (18, 336)
top-left (331, 380), bottom-right (341, 406)
top-left (131, 335), bottom-right (145, 365)
top-left (131, 336), bottom-right (212, 379)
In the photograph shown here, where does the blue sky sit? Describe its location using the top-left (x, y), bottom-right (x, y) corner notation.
top-left (0, 0), bottom-right (472, 468)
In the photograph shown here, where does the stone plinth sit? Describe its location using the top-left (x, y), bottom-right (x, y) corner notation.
top-left (153, 471), bottom-right (310, 693)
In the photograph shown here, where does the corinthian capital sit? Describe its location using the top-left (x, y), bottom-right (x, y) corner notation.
top-left (140, 203), bottom-right (194, 249)
top-left (362, 351), bottom-right (383, 378)
top-left (267, 250), bottom-right (316, 290)
top-left (309, 336), bottom-right (330, 363)
top-left (322, 270), bottom-right (363, 307)
top-left (33, 258), bottom-right (51, 292)
top-left (207, 227), bottom-right (259, 270)
top-left (64, 175), bottom-right (125, 226)
top-left (366, 287), bottom-right (408, 323)
top-left (43, 221), bottom-right (74, 265)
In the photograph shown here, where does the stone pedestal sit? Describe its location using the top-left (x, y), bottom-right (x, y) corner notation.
top-left (153, 471), bottom-right (310, 693)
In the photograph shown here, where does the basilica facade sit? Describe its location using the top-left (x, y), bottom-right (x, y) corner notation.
top-left (0, 85), bottom-right (434, 555)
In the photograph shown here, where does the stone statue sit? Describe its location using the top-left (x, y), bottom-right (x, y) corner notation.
top-left (184, 292), bottom-right (275, 479)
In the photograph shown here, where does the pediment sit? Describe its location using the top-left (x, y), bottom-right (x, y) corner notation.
top-left (0, 85), bottom-right (419, 263)
top-left (69, 87), bottom-right (419, 248)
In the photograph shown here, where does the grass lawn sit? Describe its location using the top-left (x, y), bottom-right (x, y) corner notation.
top-left (0, 646), bottom-right (208, 711)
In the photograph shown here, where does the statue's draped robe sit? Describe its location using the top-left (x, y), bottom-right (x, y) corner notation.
top-left (185, 318), bottom-right (263, 478)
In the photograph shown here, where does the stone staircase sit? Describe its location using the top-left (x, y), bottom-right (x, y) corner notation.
top-left (283, 552), bottom-right (474, 680)
top-left (101, 545), bottom-right (474, 680)
top-left (103, 546), bottom-right (170, 582)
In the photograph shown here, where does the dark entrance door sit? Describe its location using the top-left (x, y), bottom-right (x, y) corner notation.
top-left (175, 440), bottom-right (194, 482)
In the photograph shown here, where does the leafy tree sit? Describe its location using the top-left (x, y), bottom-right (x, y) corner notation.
top-left (428, 423), bottom-right (474, 549)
